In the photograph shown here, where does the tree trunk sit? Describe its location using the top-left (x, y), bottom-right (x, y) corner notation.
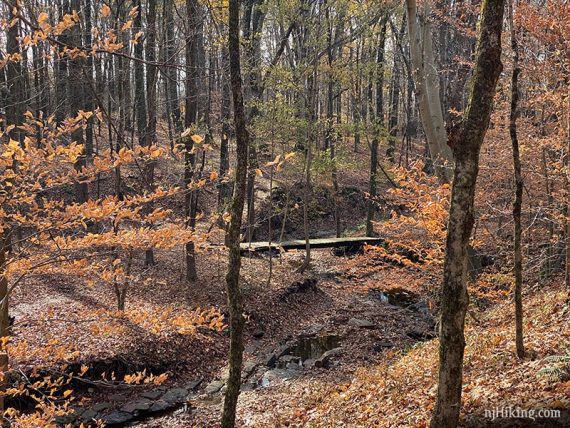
top-left (406, 0), bottom-right (453, 182)
top-left (244, 0), bottom-right (266, 244)
top-left (164, 0), bottom-right (182, 137)
top-left (366, 17), bottom-right (387, 237)
top-left (218, 47), bottom-right (232, 210)
top-left (69, 0), bottom-right (88, 204)
top-left (387, 15), bottom-right (405, 162)
top-left (220, 0), bottom-right (249, 425)
top-left (542, 148), bottom-right (553, 278)
top-left (509, 0), bottom-right (524, 359)
top-left (431, 1), bottom-right (505, 427)
top-left (144, 0), bottom-right (158, 266)
top-left (566, 93), bottom-right (570, 300)
top-left (134, 0), bottom-right (147, 148)
top-left (325, 1), bottom-right (342, 238)
top-left (5, 2), bottom-right (24, 143)
top-left (55, 0), bottom-right (69, 125)
top-left (83, 0), bottom-right (94, 161)
top-left (184, 0), bottom-right (200, 282)
top-left (0, 230), bottom-right (9, 415)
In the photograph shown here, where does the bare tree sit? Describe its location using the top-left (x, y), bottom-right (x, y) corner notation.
top-left (221, 0), bottom-right (249, 425)
top-left (509, 0), bottom-right (524, 358)
top-left (431, 1), bottom-right (505, 426)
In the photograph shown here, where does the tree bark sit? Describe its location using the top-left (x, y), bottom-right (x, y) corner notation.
top-left (218, 47), bottom-right (232, 209)
top-left (387, 14), bottom-right (405, 162)
top-left (83, 0), bottom-right (94, 161)
top-left (184, 0), bottom-right (200, 282)
top-left (144, 0), bottom-right (158, 266)
top-left (164, 0), bottom-right (182, 137)
top-left (55, 0), bottom-right (69, 125)
top-left (69, 0), bottom-right (88, 204)
top-left (431, 1), bottom-right (505, 427)
top-left (406, 0), bottom-right (453, 182)
top-left (5, 1), bottom-right (24, 143)
top-left (509, 0), bottom-right (524, 359)
top-left (366, 16), bottom-right (387, 237)
top-left (325, 0), bottom-right (342, 238)
top-left (566, 92), bottom-right (570, 301)
top-left (243, 0), bottom-right (266, 244)
top-left (220, 0), bottom-right (249, 425)
top-left (133, 0), bottom-right (147, 148)
top-left (0, 234), bottom-right (7, 416)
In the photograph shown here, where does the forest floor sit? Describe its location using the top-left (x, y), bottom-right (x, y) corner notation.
top-left (12, 240), bottom-right (570, 427)
top-left (136, 263), bottom-right (570, 427)
top-left (8, 137), bottom-right (570, 427)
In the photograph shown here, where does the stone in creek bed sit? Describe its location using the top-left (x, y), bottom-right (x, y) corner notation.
top-left (79, 409), bottom-right (99, 421)
top-left (92, 402), bottom-right (112, 412)
top-left (120, 399), bottom-right (153, 413)
top-left (149, 400), bottom-right (173, 413)
top-left (204, 380), bottom-right (225, 394)
top-left (141, 390), bottom-right (164, 400)
top-left (347, 318), bottom-right (376, 329)
top-left (162, 387), bottom-right (189, 403)
top-left (104, 411), bottom-right (134, 425)
top-left (314, 347), bottom-right (342, 368)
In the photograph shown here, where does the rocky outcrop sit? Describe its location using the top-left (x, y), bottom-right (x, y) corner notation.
top-left (57, 381), bottom-right (201, 427)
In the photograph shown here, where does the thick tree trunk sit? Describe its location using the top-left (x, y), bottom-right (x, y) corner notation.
top-left (509, 1), bottom-right (524, 358)
top-left (220, 0), bottom-right (249, 425)
top-left (431, 1), bottom-right (505, 427)
top-left (406, 0), bottom-right (453, 182)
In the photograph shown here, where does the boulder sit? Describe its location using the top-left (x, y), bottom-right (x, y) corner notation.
top-left (141, 390), bottom-right (163, 400)
top-left (260, 368), bottom-right (299, 387)
top-left (185, 379), bottom-right (202, 391)
top-left (314, 347), bottom-right (342, 368)
top-left (204, 380), bottom-right (225, 395)
top-left (104, 411), bottom-right (134, 426)
top-left (302, 358), bottom-right (316, 369)
top-left (264, 353), bottom-right (277, 368)
top-left (92, 402), bottom-right (112, 412)
top-left (280, 278), bottom-right (319, 299)
top-left (372, 341), bottom-right (394, 352)
top-left (277, 355), bottom-right (301, 369)
top-left (242, 361), bottom-right (257, 379)
top-left (120, 399), bottom-right (152, 414)
top-left (78, 409), bottom-right (98, 422)
top-left (162, 387), bottom-right (188, 404)
top-left (348, 318), bottom-right (376, 329)
top-left (149, 400), bottom-right (172, 413)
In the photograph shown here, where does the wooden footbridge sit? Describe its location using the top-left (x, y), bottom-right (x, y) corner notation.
top-left (239, 236), bottom-right (385, 254)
